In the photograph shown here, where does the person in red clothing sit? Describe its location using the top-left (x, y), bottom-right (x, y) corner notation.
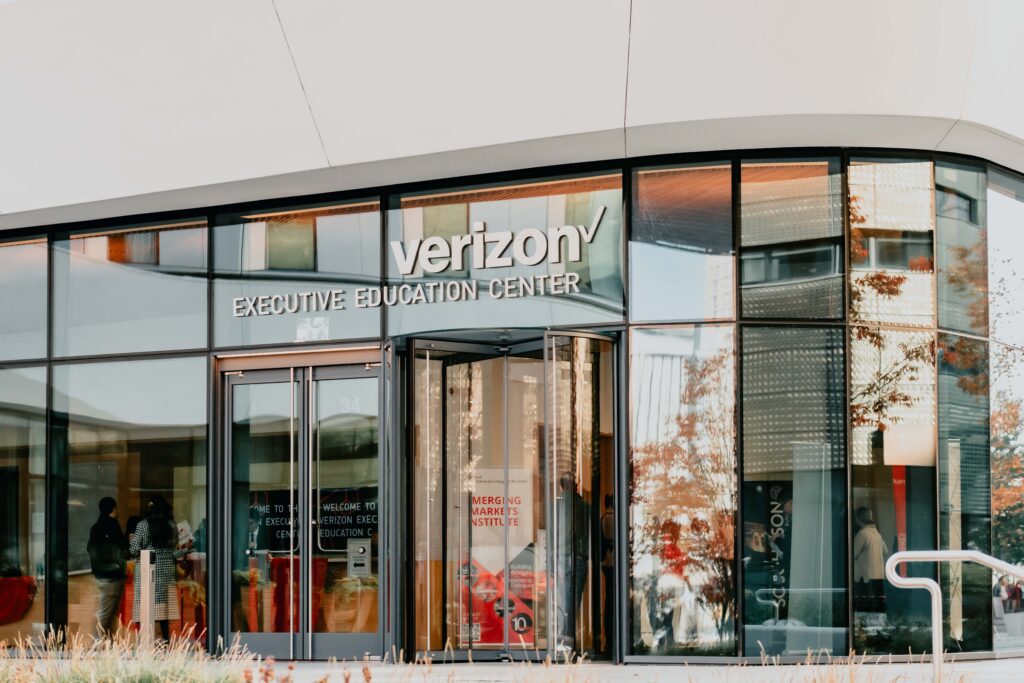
top-left (659, 520), bottom-right (688, 577)
top-left (652, 519), bottom-right (688, 652)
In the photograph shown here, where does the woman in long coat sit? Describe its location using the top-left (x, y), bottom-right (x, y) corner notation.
top-left (130, 495), bottom-right (184, 641)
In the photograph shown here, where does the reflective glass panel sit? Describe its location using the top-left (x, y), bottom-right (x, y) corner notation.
top-left (388, 175), bottom-right (624, 335)
top-left (548, 336), bottom-right (615, 658)
top-left (988, 170), bottom-right (1024, 350)
top-left (936, 162), bottom-right (987, 336)
top-left (214, 201), bottom-right (381, 347)
top-left (53, 221), bottom-right (208, 356)
top-left (848, 159), bottom-right (935, 329)
top-left (741, 326), bottom-right (847, 655)
top-left (991, 337), bottom-right (1024, 652)
top-left (57, 357), bottom-right (207, 642)
top-left (937, 333), bottom-right (991, 652)
top-left (631, 164), bottom-right (733, 322)
top-left (412, 354), bottom-right (443, 652)
top-left (312, 377), bottom-right (379, 635)
top-left (629, 325), bottom-right (736, 655)
top-left (0, 238), bottom-right (47, 361)
top-left (740, 159), bottom-right (843, 319)
top-left (0, 367), bottom-right (46, 642)
top-left (445, 356), bottom-right (516, 651)
top-left (414, 349), bottom-right (551, 653)
top-left (850, 328), bottom-right (936, 653)
top-left (229, 381), bottom-right (296, 635)
top-left (988, 169), bottom-right (1024, 652)
top-left (412, 339), bottom-right (613, 657)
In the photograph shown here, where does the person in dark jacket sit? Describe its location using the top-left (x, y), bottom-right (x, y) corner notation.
top-left (87, 496), bottom-right (127, 637)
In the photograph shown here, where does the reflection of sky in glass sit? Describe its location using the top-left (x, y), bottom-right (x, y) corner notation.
top-left (54, 234), bottom-right (207, 356)
top-left (988, 175), bottom-right (1024, 415)
top-left (630, 244), bottom-right (732, 321)
top-left (0, 366), bottom-right (46, 412)
top-left (988, 183), bottom-right (1024, 349)
top-left (630, 325), bottom-right (734, 445)
top-left (55, 357), bottom-right (206, 427)
top-left (0, 240), bottom-right (47, 360)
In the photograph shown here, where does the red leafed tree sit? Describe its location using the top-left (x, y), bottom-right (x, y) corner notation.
top-left (992, 385), bottom-right (1024, 564)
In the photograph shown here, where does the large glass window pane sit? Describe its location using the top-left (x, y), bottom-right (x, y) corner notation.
top-left (991, 338), bottom-right (1024, 652)
top-left (388, 175), bottom-right (624, 335)
top-left (850, 328), bottom-right (936, 653)
top-left (313, 377), bottom-right (380, 635)
top-left (629, 325), bottom-right (736, 655)
top-left (936, 162), bottom-right (988, 336)
top-left (740, 159), bottom-right (843, 319)
top-left (0, 367), bottom-right (46, 642)
top-left (54, 221), bottom-right (208, 356)
top-left (988, 169), bottom-right (1024, 651)
top-left (412, 354), bottom-right (443, 652)
top-left (937, 333), bottom-right (991, 652)
top-left (848, 159), bottom-right (935, 329)
top-left (988, 170), bottom-right (1024, 350)
top-left (631, 164), bottom-right (733, 322)
top-left (0, 238), bottom-right (47, 361)
top-left (57, 357), bottom-right (207, 642)
top-left (214, 201), bottom-right (381, 347)
top-left (229, 380), bottom-right (297, 635)
top-left (741, 326), bottom-right (847, 655)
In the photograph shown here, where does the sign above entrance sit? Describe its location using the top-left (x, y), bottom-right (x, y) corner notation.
top-left (232, 206), bottom-right (607, 318)
top-left (390, 206), bottom-right (605, 275)
top-left (216, 179), bottom-right (624, 342)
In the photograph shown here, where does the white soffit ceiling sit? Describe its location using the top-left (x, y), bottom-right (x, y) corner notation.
top-left (3, 0), bottom-right (1024, 229)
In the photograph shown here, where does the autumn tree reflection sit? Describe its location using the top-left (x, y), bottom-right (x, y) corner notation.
top-left (630, 326), bottom-right (736, 655)
top-left (847, 159), bottom-right (939, 654)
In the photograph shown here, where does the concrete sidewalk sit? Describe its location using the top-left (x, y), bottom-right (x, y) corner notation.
top-left (272, 657), bottom-right (1024, 683)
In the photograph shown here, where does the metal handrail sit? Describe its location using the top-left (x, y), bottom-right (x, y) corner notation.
top-left (885, 549), bottom-right (1024, 683)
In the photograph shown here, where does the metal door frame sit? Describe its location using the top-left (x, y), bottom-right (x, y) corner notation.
top-left (542, 330), bottom-right (616, 660)
top-left (307, 363), bottom-right (382, 659)
top-left (218, 360), bottom-right (384, 660)
top-left (407, 337), bottom-right (545, 662)
top-left (222, 367), bottom-right (303, 659)
top-left (407, 332), bottom-right (615, 662)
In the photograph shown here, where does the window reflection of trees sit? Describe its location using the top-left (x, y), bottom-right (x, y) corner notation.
top-left (849, 160), bottom-right (935, 330)
top-left (630, 327), bottom-right (735, 655)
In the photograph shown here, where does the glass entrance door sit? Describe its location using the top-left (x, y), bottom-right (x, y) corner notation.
top-left (225, 365), bottom-right (381, 659)
top-left (411, 334), bottom-right (614, 660)
top-left (545, 332), bottom-right (615, 658)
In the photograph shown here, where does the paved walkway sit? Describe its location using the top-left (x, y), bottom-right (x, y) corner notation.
top-left (271, 657), bottom-right (1024, 683)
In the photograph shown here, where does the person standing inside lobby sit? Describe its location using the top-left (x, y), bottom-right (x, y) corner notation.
top-left (130, 495), bottom-right (186, 642)
top-left (87, 497), bottom-right (127, 638)
top-left (853, 507), bottom-right (888, 615)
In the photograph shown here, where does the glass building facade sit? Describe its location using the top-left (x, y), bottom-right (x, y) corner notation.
top-left (0, 150), bottom-right (1022, 662)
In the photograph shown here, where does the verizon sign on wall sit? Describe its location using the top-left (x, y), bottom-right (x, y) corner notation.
top-left (232, 206), bottom-right (607, 318)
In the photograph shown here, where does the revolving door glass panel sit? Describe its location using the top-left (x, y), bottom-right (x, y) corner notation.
top-left (411, 335), bottom-right (614, 659)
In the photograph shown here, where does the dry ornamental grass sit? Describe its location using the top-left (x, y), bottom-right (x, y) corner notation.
top-left (0, 633), bottom-right (979, 683)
